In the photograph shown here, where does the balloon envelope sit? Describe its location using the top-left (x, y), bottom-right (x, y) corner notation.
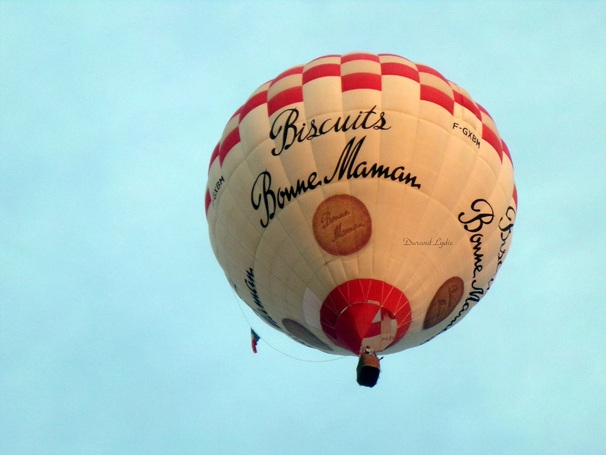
top-left (206, 53), bottom-right (516, 356)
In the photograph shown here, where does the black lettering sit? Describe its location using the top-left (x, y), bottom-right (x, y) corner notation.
top-left (269, 106), bottom-right (391, 157)
top-left (324, 137), bottom-right (421, 188)
top-left (250, 171), bottom-right (276, 228)
top-left (323, 137), bottom-right (364, 183)
top-left (211, 175), bottom-right (225, 202)
top-left (470, 233), bottom-right (484, 278)
top-left (245, 268), bottom-right (279, 328)
top-left (496, 206), bottom-right (516, 270)
top-left (253, 136), bottom-right (422, 227)
top-left (269, 109), bottom-right (300, 156)
top-left (452, 122), bottom-right (481, 148)
top-left (458, 199), bottom-right (494, 233)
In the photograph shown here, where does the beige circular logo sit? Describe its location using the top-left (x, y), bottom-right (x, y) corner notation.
top-left (423, 276), bottom-right (465, 329)
top-left (312, 194), bottom-right (372, 256)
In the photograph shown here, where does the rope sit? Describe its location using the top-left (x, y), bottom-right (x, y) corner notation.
top-left (229, 287), bottom-right (348, 363)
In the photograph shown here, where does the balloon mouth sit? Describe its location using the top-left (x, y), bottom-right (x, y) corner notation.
top-left (320, 279), bottom-right (412, 354)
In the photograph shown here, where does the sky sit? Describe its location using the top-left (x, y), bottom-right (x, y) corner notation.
top-left (1, 1), bottom-right (605, 454)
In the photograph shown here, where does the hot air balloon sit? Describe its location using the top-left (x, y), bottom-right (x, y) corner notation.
top-left (205, 52), bottom-right (516, 387)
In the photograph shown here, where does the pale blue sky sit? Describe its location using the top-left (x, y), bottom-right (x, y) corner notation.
top-left (1, 2), bottom-right (605, 454)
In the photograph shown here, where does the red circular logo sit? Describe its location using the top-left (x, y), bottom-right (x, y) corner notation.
top-left (320, 279), bottom-right (411, 354)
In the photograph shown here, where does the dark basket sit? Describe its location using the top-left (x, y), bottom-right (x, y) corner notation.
top-left (356, 354), bottom-right (381, 387)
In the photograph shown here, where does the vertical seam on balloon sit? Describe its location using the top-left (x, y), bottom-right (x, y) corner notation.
top-left (395, 61), bottom-right (425, 299)
top-left (377, 56), bottom-right (418, 317)
top-left (394, 66), bottom-right (460, 333)
top-left (300, 56), bottom-right (338, 307)
top-left (327, 54), bottom-right (352, 294)
top-left (270, 62), bottom-right (343, 343)
top-left (373, 54), bottom-right (394, 306)
top-left (267, 70), bottom-right (312, 327)
top-left (238, 98), bottom-right (288, 330)
top-left (446, 127), bottom-right (497, 318)
top-left (426, 141), bottom-right (465, 284)
top-left (303, 55), bottom-right (344, 313)
top-left (340, 52), bottom-right (383, 294)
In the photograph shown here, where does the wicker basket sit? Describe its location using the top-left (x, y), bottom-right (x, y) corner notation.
top-left (359, 353), bottom-right (380, 369)
top-left (356, 353), bottom-right (381, 387)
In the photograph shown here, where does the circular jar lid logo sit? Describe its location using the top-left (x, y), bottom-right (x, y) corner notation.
top-left (312, 194), bottom-right (372, 256)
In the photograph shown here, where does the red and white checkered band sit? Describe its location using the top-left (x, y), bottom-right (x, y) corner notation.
top-left (205, 52), bottom-right (515, 214)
